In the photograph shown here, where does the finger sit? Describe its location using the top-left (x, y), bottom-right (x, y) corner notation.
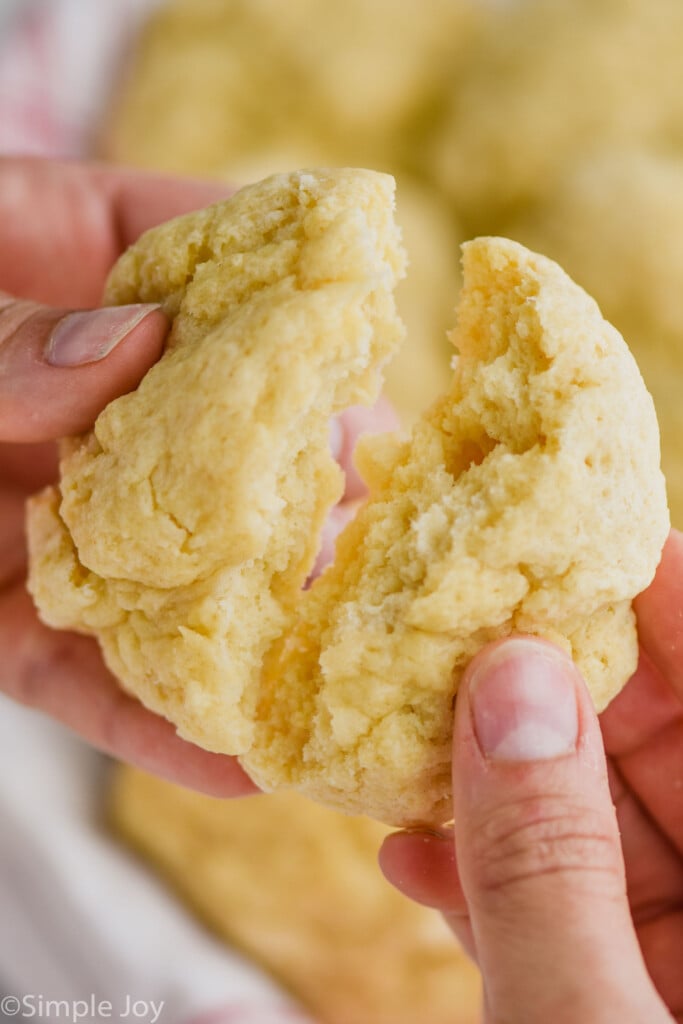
top-left (0, 489), bottom-right (27, 589)
top-left (337, 396), bottom-right (401, 499)
top-left (378, 828), bottom-right (479, 962)
top-left (0, 441), bottom-right (58, 491)
top-left (600, 650), bottom-right (683, 864)
top-left (106, 163), bottom-right (232, 247)
top-left (0, 297), bottom-right (167, 441)
top-left (313, 399), bottom-right (402, 578)
top-left (618, 717), bottom-right (683, 856)
top-left (379, 828), bottom-right (466, 912)
top-left (0, 157), bottom-right (230, 307)
top-left (636, 911), bottom-right (683, 1022)
top-left (0, 585), bottom-right (255, 798)
top-left (452, 636), bottom-right (669, 1024)
top-left (600, 650), bottom-right (682, 759)
top-left (634, 528), bottom-right (683, 703)
top-left (381, 762), bottom-right (683, 987)
top-left (607, 761), bottom-right (683, 927)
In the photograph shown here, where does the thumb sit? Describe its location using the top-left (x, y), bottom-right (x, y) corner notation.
top-left (454, 636), bottom-right (667, 1024)
top-left (0, 293), bottom-right (167, 442)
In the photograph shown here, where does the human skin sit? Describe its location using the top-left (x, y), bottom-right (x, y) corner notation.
top-left (380, 532), bottom-right (683, 1023)
top-left (0, 156), bottom-right (395, 797)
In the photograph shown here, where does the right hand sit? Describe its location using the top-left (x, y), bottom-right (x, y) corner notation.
top-left (380, 531), bottom-right (683, 1023)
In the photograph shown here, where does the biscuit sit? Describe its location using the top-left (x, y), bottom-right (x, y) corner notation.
top-left (28, 195), bottom-right (669, 824)
top-left (242, 237), bottom-right (669, 823)
top-left (139, 143), bottom-right (462, 428)
top-left (27, 168), bottom-right (406, 755)
top-left (111, 767), bottom-right (482, 1024)
top-left (432, 0), bottom-right (683, 231)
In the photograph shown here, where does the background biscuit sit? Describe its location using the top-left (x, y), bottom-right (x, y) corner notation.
top-left (111, 768), bottom-right (482, 1024)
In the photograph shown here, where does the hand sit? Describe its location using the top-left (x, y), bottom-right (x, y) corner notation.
top-left (0, 157), bottom-right (396, 797)
top-left (380, 531), bottom-right (683, 1024)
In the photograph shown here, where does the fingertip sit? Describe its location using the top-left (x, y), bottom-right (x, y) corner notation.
top-left (0, 303), bottom-right (168, 442)
top-left (150, 740), bottom-right (261, 800)
top-left (46, 303), bottom-right (165, 368)
top-left (115, 708), bottom-right (260, 800)
top-left (76, 304), bottom-right (168, 390)
top-left (455, 635), bottom-right (588, 767)
top-left (379, 828), bottom-right (464, 912)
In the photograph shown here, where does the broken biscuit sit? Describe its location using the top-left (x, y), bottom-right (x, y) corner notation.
top-left (27, 179), bottom-right (668, 824)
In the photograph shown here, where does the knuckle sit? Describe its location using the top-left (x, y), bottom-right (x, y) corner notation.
top-left (468, 794), bottom-right (624, 899)
top-left (0, 298), bottom-right (40, 343)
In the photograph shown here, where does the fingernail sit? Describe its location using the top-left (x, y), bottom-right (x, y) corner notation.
top-left (329, 417), bottom-right (343, 460)
top-left (45, 304), bottom-right (161, 367)
top-left (468, 638), bottom-right (579, 761)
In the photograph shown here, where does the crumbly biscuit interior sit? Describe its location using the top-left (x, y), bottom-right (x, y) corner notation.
top-left (242, 238), bottom-right (667, 823)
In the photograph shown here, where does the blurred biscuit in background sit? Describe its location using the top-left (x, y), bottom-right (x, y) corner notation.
top-left (104, 0), bottom-right (481, 176)
top-left (111, 768), bottom-right (482, 1024)
top-left (381, 181), bottom-right (461, 424)
top-left (432, 0), bottom-right (683, 232)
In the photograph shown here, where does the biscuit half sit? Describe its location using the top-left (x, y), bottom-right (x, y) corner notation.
top-left (27, 169), bottom-right (406, 755)
top-left (242, 237), bottom-right (669, 823)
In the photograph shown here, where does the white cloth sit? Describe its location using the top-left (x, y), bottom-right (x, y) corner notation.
top-left (0, 0), bottom-right (162, 155)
